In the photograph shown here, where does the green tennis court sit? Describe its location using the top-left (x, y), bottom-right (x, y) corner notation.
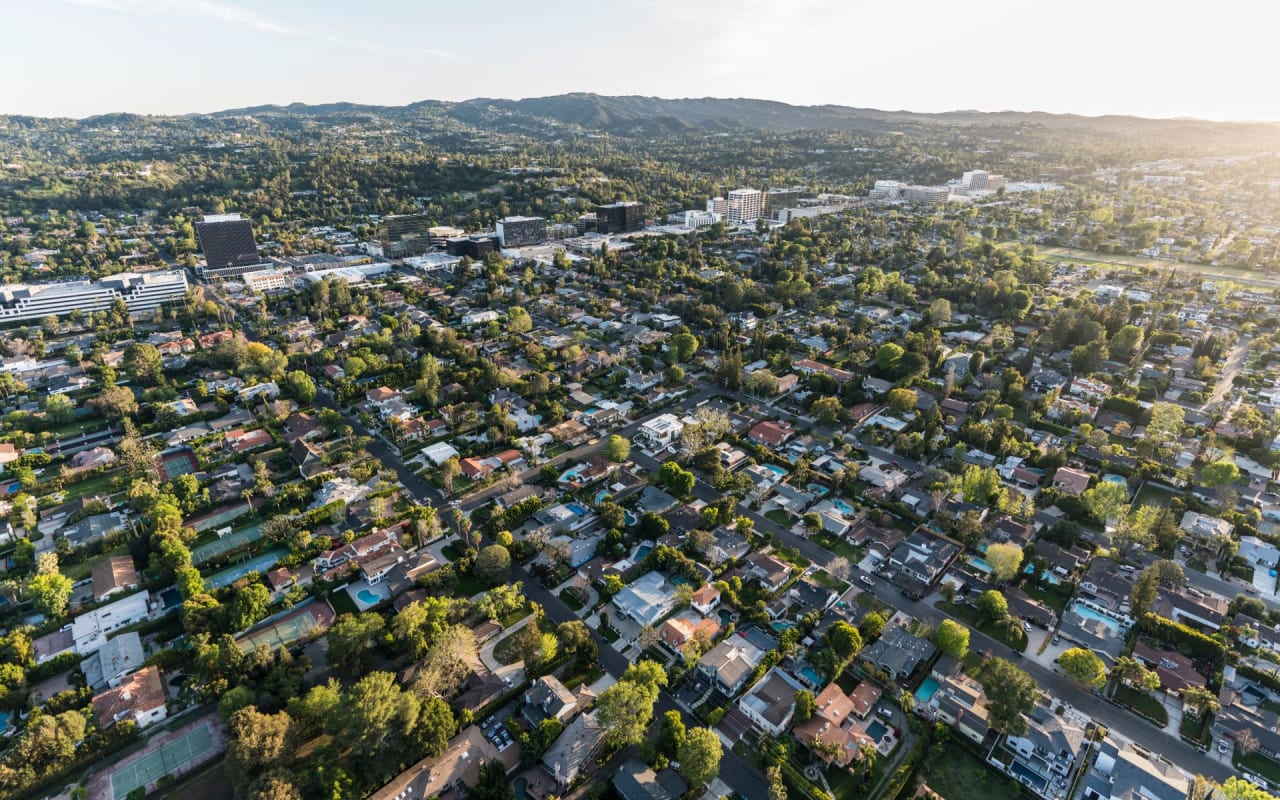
top-left (110, 722), bottom-right (215, 800)
top-left (191, 521), bottom-right (264, 565)
top-left (236, 601), bottom-right (332, 652)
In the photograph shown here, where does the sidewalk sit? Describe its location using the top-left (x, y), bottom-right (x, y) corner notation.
top-left (477, 615), bottom-right (530, 687)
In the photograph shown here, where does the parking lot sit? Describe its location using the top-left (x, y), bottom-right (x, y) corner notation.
top-left (480, 708), bottom-right (517, 754)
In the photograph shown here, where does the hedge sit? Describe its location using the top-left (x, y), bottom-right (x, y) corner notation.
top-left (1137, 613), bottom-right (1226, 663)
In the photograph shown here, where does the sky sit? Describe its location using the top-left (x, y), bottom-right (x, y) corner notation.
top-left (2, 0), bottom-right (1277, 121)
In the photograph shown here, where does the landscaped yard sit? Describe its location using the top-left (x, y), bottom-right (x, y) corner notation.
top-left (765, 509), bottom-right (793, 526)
top-left (935, 601), bottom-right (1028, 652)
top-left (922, 743), bottom-right (1024, 800)
top-left (1020, 581), bottom-right (1070, 613)
top-left (558, 588), bottom-right (585, 611)
top-left (1235, 748), bottom-right (1280, 785)
top-left (1180, 713), bottom-right (1210, 745)
top-left (812, 531), bottom-right (862, 561)
top-left (1114, 685), bottom-right (1169, 726)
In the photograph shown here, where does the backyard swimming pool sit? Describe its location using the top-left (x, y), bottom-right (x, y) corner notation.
top-left (807, 483), bottom-right (829, 496)
top-left (763, 464), bottom-right (788, 477)
top-left (800, 664), bottom-right (823, 685)
top-left (1069, 601), bottom-right (1124, 633)
top-left (566, 502), bottom-right (589, 515)
top-left (634, 544), bottom-right (653, 561)
top-left (865, 720), bottom-right (888, 741)
top-left (594, 490), bottom-right (610, 505)
top-left (968, 556), bottom-right (993, 574)
top-left (915, 677), bottom-right (940, 704)
top-left (558, 466), bottom-right (585, 484)
top-left (832, 498), bottom-right (855, 516)
top-left (624, 510), bottom-right (638, 527)
top-left (357, 589), bottom-right (381, 605)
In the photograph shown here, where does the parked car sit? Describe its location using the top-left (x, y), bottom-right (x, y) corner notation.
top-left (1022, 621), bottom-right (1032, 632)
top-left (1218, 740), bottom-right (1230, 754)
top-left (860, 576), bottom-right (876, 587)
top-left (877, 706), bottom-right (893, 719)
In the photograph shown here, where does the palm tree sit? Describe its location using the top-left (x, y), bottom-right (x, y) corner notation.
top-left (1182, 687), bottom-right (1220, 719)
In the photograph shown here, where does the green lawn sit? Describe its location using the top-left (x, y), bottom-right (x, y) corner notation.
top-left (62, 543), bottom-right (131, 582)
top-left (1020, 582), bottom-right (1069, 613)
top-left (922, 744), bottom-right (1024, 800)
top-left (1235, 749), bottom-right (1280, 785)
top-left (60, 470), bottom-right (121, 501)
top-left (765, 509), bottom-right (793, 526)
top-left (329, 589), bottom-right (358, 616)
top-left (1114, 685), bottom-right (1169, 726)
top-left (1180, 713), bottom-right (1210, 744)
top-left (558, 589), bottom-right (585, 611)
top-left (935, 602), bottom-right (1028, 652)
top-left (812, 531), bottom-right (862, 561)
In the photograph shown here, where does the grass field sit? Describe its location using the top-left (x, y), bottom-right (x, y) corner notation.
top-left (1018, 243), bottom-right (1279, 287)
top-left (922, 744), bottom-right (1023, 800)
top-left (156, 759), bottom-right (227, 800)
top-left (1114, 685), bottom-right (1169, 726)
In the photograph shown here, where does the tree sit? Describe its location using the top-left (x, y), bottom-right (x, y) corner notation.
top-left (767, 765), bottom-right (788, 800)
top-left (326, 613), bottom-right (384, 677)
top-left (1221, 777), bottom-right (1278, 800)
top-left (984, 542), bottom-right (1025, 582)
top-left (935, 619), bottom-right (970, 659)
top-left (874, 343), bottom-right (904, 375)
top-left (976, 589), bottom-right (1009, 621)
top-left (794, 689), bottom-right (815, 722)
top-left (1058, 648), bottom-right (1106, 687)
top-left (392, 597), bottom-right (453, 660)
top-left (1201, 460), bottom-right (1241, 488)
top-left (89, 384), bottom-right (138, 418)
top-left (227, 583), bottom-right (271, 632)
top-left (981, 658), bottom-right (1039, 735)
top-left (744, 369), bottom-right (780, 397)
top-left (28, 571), bottom-right (73, 618)
top-left (227, 707), bottom-right (295, 776)
top-left (1110, 325), bottom-right (1145, 360)
top-left (828, 621), bottom-right (864, 661)
top-left (811, 396), bottom-right (843, 426)
top-left (1113, 505), bottom-right (1159, 557)
top-left (507, 307), bottom-right (533, 333)
top-left (606, 434), bottom-right (630, 463)
top-left (282, 370), bottom-right (317, 404)
top-left (342, 671), bottom-right (424, 761)
top-left (474, 544), bottom-right (512, 585)
top-left (597, 661), bottom-right (665, 748)
top-left (887, 388), bottom-right (918, 415)
top-left (471, 760), bottom-right (516, 800)
top-left (440, 456), bottom-right (461, 495)
top-left (961, 465), bottom-right (1003, 506)
top-left (1111, 656), bottom-right (1160, 693)
top-left (44, 393), bottom-right (76, 425)
top-left (670, 332), bottom-right (699, 362)
top-left (659, 710), bottom-right (686, 757)
top-left (1182, 686), bottom-right (1219, 719)
top-left (123, 343), bottom-right (164, 385)
top-left (677, 727), bottom-right (723, 789)
top-left (1083, 481), bottom-right (1128, 524)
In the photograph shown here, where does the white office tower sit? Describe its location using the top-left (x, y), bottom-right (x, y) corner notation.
top-left (726, 188), bottom-right (763, 224)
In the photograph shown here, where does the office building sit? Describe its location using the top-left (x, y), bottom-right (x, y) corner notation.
top-left (726, 189), bottom-right (763, 224)
top-left (706, 197), bottom-right (728, 217)
top-left (378, 213), bottom-right (436, 259)
top-left (903, 185), bottom-right (952, 205)
top-left (495, 216), bottom-right (548, 248)
top-left (195, 214), bottom-right (269, 280)
top-left (445, 235), bottom-right (498, 259)
top-left (683, 210), bottom-right (719, 229)
top-left (595, 202), bottom-right (645, 234)
top-left (869, 180), bottom-right (904, 202)
top-left (962, 171), bottom-right (990, 191)
top-left (0, 271), bottom-right (189, 322)
top-left (241, 270), bottom-right (292, 293)
top-left (764, 188), bottom-right (803, 219)
top-left (575, 213), bottom-right (598, 234)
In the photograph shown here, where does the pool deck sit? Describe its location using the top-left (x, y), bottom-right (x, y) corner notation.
top-left (346, 579), bottom-right (392, 611)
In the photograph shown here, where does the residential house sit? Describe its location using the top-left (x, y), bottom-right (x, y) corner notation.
top-left (611, 758), bottom-right (687, 800)
top-left (861, 625), bottom-right (936, 681)
top-left (1052, 467), bottom-right (1093, 496)
top-left (1084, 740), bottom-right (1190, 800)
top-left (794, 682), bottom-right (877, 767)
top-left (1180, 511), bottom-right (1234, 547)
top-left (612, 571), bottom-right (679, 626)
top-left (91, 555), bottom-right (140, 602)
top-left (699, 636), bottom-right (767, 694)
top-left (749, 420), bottom-right (795, 449)
top-left (541, 711), bottom-right (606, 791)
top-left (737, 667), bottom-right (803, 736)
top-left (742, 552), bottom-right (793, 593)
top-left (92, 665), bottom-right (167, 729)
top-left (691, 584), bottom-right (720, 616)
top-left (1132, 640), bottom-right (1207, 695)
top-left (989, 704), bottom-right (1088, 800)
top-left (887, 530), bottom-right (959, 587)
top-left (80, 631), bottom-right (144, 689)
top-left (72, 590), bottom-right (151, 655)
top-left (71, 447), bottom-right (117, 470)
top-left (524, 675), bottom-right (582, 725)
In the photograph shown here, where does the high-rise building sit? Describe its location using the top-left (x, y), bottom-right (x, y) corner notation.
top-left (495, 216), bottom-right (548, 248)
top-left (869, 181), bottom-right (904, 202)
top-left (378, 213), bottom-right (436, 259)
top-left (962, 170), bottom-right (989, 191)
top-left (0, 271), bottom-right (189, 322)
top-left (707, 197), bottom-right (728, 217)
top-left (595, 202), bottom-right (646, 234)
top-left (195, 214), bottom-right (267, 280)
top-left (903, 185), bottom-right (952, 206)
top-left (726, 189), bottom-right (763, 224)
top-left (764, 188), bottom-right (803, 219)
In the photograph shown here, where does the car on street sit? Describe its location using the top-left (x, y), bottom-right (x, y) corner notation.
top-left (860, 576), bottom-right (876, 587)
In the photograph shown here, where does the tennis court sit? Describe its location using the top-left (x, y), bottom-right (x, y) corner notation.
top-left (189, 500), bottom-right (251, 533)
top-left (203, 547), bottom-right (285, 590)
top-left (110, 722), bottom-right (215, 800)
top-left (191, 521), bottom-right (264, 565)
top-left (157, 448), bottom-right (199, 481)
top-left (236, 599), bottom-right (336, 652)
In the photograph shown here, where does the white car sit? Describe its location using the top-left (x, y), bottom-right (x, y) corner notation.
top-left (1218, 740), bottom-right (1230, 754)
top-left (1023, 621), bottom-right (1032, 632)
top-left (860, 576), bottom-right (876, 587)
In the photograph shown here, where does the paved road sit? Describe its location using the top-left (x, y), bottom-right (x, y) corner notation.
top-left (857, 576), bottom-right (1235, 782)
top-left (1202, 335), bottom-right (1250, 413)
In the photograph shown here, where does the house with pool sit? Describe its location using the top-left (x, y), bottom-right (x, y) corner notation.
top-left (988, 703), bottom-right (1089, 800)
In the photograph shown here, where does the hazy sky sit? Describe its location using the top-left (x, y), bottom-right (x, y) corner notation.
top-left (3, 0), bottom-right (1275, 120)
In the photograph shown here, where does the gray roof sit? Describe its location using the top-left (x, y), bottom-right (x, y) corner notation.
top-left (612, 759), bottom-right (687, 800)
top-left (80, 632), bottom-right (144, 689)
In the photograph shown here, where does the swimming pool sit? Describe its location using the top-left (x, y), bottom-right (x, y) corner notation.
top-left (594, 490), bottom-right (610, 505)
top-left (357, 589), bottom-right (382, 605)
top-left (566, 502), bottom-right (589, 515)
top-left (807, 483), bottom-right (829, 496)
top-left (1010, 761), bottom-right (1047, 791)
top-left (914, 677), bottom-right (940, 704)
top-left (800, 664), bottom-right (823, 685)
top-left (763, 464), bottom-right (788, 477)
top-left (1103, 474), bottom-right (1127, 486)
top-left (634, 544), bottom-right (653, 561)
top-left (1069, 601), bottom-right (1123, 633)
top-left (558, 466), bottom-right (584, 484)
top-left (624, 511), bottom-right (638, 527)
top-left (968, 556), bottom-right (993, 574)
top-left (717, 609), bottom-right (734, 626)
top-left (832, 498), bottom-right (855, 516)
top-left (865, 720), bottom-right (888, 740)
top-left (1026, 563), bottom-right (1060, 584)
top-left (771, 620), bottom-right (795, 633)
